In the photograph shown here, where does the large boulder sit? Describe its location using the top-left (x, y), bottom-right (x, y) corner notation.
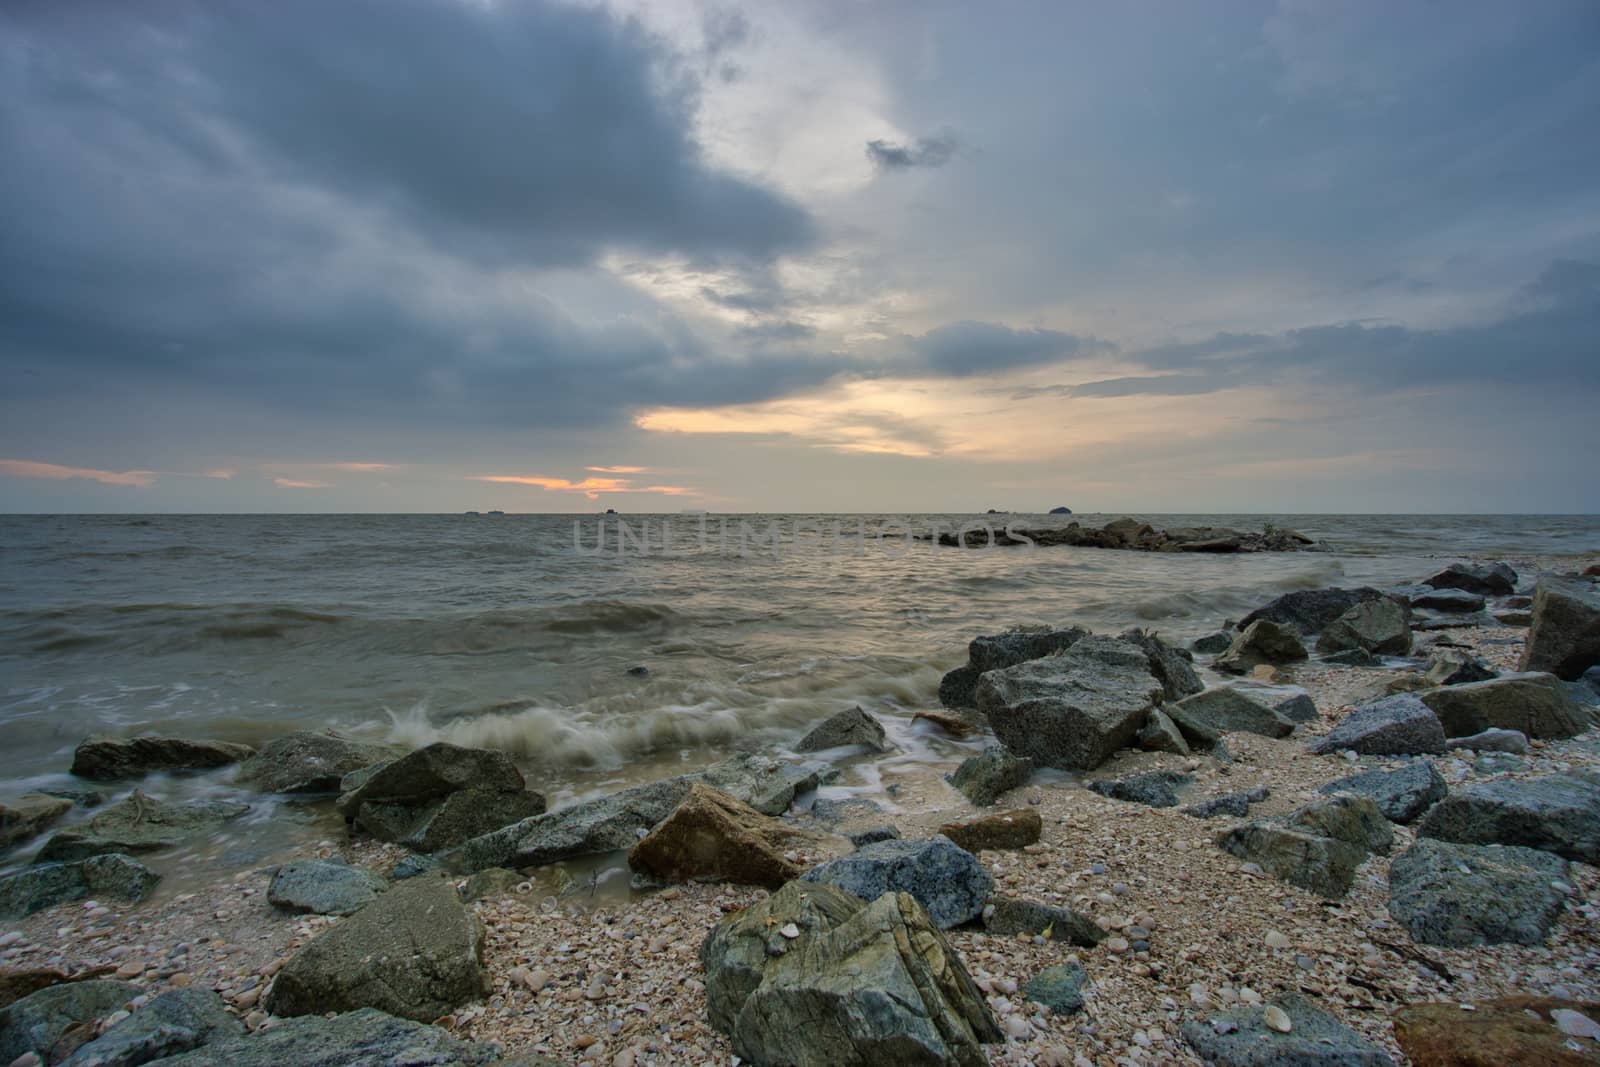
top-left (0, 794), bottom-right (73, 849)
top-left (1417, 672), bottom-right (1588, 739)
top-left (1239, 586), bottom-right (1391, 635)
top-left (700, 882), bottom-right (1001, 1067)
top-left (264, 875), bottom-right (488, 1022)
top-left (1213, 620), bottom-right (1308, 674)
top-left (70, 736), bottom-right (254, 782)
top-left (1387, 838), bottom-right (1570, 947)
top-left (796, 706), bottom-right (892, 754)
top-left (0, 980), bottom-right (137, 1066)
top-left (1215, 822), bottom-right (1370, 899)
top-left (1418, 773), bottom-right (1600, 863)
top-left (1307, 695), bottom-right (1446, 756)
top-left (937, 809), bottom-right (1041, 852)
top-left (1318, 762), bottom-right (1447, 824)
top-left (1394, 997), bottom-right (1600, 1067)
top-left (1521, 575), bottom-right (1600, 680)
top-left (267, 861), bottom-right (388, 916)
top-left (336, 742), bottom-right (546, 853)
top-left (628, 783), bottom-right (844, 888)
top-left (1316, 600), bottom-right (1412, 656)
top-left (975, 635), bottom-right (1163, 771)
top-left (938, 627), bottom-right (1088, 709)
top-left (0, 854), bottom-right (159, 920)
top-left (981, 897), bottom-right (1104, 946)
top-left (34, 793), bottom-right (250, 863)
top-left (1181, 992), bottom-right (1396, 1067)
top-left (800, 837), bottom-right (993, 929)
top-left (946, 746), bottom-right (1034, 807)
top-left (1169, 689), bottom-right (1294, 739)
top-left (58, 987), bottom-right (242, 1067)
top-left (1424, 561), bottom-right (1517, 597)
top-left (153, 1008), bottom-right (503, 1067)
top-left (236, 731), bottom-right (402, 794)
top-left (1425, 649), bottom-right (1497, 686)
top-left (1117, 629), bottom-right (1204, 701)
top-left (1287, 795), bottom-right (1392, 854)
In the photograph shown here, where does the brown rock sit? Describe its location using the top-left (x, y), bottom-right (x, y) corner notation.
top-left (938, 808), bottom-right (1042, 852)
top-left (0, 795), bottom-right (73, 848)
top-left (629, 783), bottom-right (845, 889)
top-left (70, 736), bottom-right (254, 781)
top-left (912, 710), bottom-right (981, 738)
top-left (1394, 997), bottom-right (1600, 1066)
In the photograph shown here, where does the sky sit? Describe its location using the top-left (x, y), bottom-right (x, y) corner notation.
top-left (1, 0), bottom-right (1597, 514)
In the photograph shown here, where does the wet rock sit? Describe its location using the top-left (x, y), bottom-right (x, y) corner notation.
top-left (975, 635), bottom-right (1163, 771)
top-left (58, 987), bottom-right (242, 1067)
top-left (1272, 692), bottom-right (1319, 723)
top-left (1287, 795), bottom-right (1393, 854)
top-left (1215, 822), bottom-right (1370, 898)
top-left (34, 793), bottom-right (250, 864)
top-left (1322, 648), bottom-right (1381, 667)
top-left (629, 783), bottom-right (844, 889)
top-left (1394, 996), bottom-right (1600, 1067)
top-left (1307, 694), bottom-right (1446, 756)
top-left (701, 882), bottom-right (1000, 1067)
top-left (1137, 708), bottom-right (1189, 755)
top-left (1424, 561), bottom-right (1517, 597)
top-left (0, 795), bottom-right (73, 849)
top-left (1388, 838), bottom-right (1570, 947)
top-left (1118, 629), bottom-right (1204, 701)
top-left (264, 875), bottom-right (488, 1022)
top-left (1088, 770), bottom-right (1192, 809)
top-left (0, 980), bottom-right (138, 1066)
top-left (938, 627), bottom-right (1088, 709)
top-left (1411, 588), bottom-right (1487, 613)
top-left (0, 970), bottom-right (120, 1014)
top-left (1023, 962), bottom-right (1087, 1015)
top-left (1239, 587), bottom-right (1392, 636)
top-left (1496, 609), bottom-right (1533, 627)
top-left (809, 797), bottom-right (885, 823)
top-left (1192, 631), bottom-right (1234, 654)
top-left (0, 855), bottom-right (159, 920)
top-left (236, 731), bottom-right (402, 795)
top-left (1183, 786), bottom-right (1268, 820)
top-left (1318, 762), bottom-right (1447, 824)
top-left (1418, 773), bottom-right (1600, 863)
top-left (700, 753), bottom-right (826, 816)
top-left (795, 706), bottom-right (892, 754)
top-left (801, 837), bottom-right (993, 929)
top-left (449, 776), bottom-right (692, 873)
top-left (1214, 620), bottom-right (1309, 675)
top-left (1316, 600), bottom-right (1413, 656)
top-left (1521, 575), bottom-right (1600, 680)
top-left (982, 896), bottom-right (1104, 946)
top-left (267, 861), bottom-right (388, 917)
top-left (336, 742), bottom-right (546, 853)
top-left (1417, 672), bottom-right (1589, 739)
top-left (153, 1008), bottom-right (502, 1067)
top-left (1181, 992), bottom-right (1396, 1066)
top-left (1447, 728), bottom-right (1529, 754)
top-left (1170, 689), bottom-right (1295, 739)
top-left (390, 853), bottom-right (443, 880)
top-left (69, 737), bottom-right (254, 782)
top-left (1425, 649), bottom-right (1498, 686)
top-left (850, 825), bottom-right (901, 847)
top-left (937, 808), bottom-right (1041, 852)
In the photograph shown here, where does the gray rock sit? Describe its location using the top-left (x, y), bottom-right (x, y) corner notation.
top-left (1424, 649), bottom-right (1498, 686)
top-left (1474, 753), bottom-right (1525, 775)
top-left (1191, 631), bottom-right (1234, 655)
top-left (975, 635), bottom-right (1163, 771)
top-left (1417, 672), bottom-right (1588, 739)
top-left (1118, 629), bottom-right (1204, 701)
top-left (1215, 823), bottom-right (1370, 898)
top-left (1181, 992), bottom-right (1397, 1066)
top-left (264, 875), bottom-right (488, 1022)
top-left (1137, 708), bottom-right (1189, 755)
top-left (236, 732), bottom-right (402, 795)
top-left (152, 1008), bottom-right (501, 1067)
top-left (1170, 689), bottom-right (1294, 739)
top-left (1418, 773), bottom-right (1600, 863)
top-left (1088, 770), bottom-right (1192, 809)
top-left (700, 753), bottom-right (826, 816)
top-left (1287, 795), bottom-right (1393, 854)
top-left (0, 980), bottom-right (138, 1066)
top-left (1316, 600), bottom-right (1413, 656)
top-left (1022, 962), bottom-right (1087, 1015)
top-left (391, 853), bottom-right (444, 880)
top-left (947, 746), bottom-right (1036, 807)
top-left (1424, 562), bottom-right (1517, 597)
top-left (939, 627), bottom-right (1088, 709)
top-left (58, 987), bottom-right (242, 1067)
top-left (1318, 762), bottom-right (1447, 824)
top-left (796, 706), bottom-right (892, 754)
top-left (850, 825), bottom-right (901, 847)
top-left (0, 794), bottom-right (73, 849)
top-left (1214, 620), bottom-right (1309, 674)
top-left (34, 793), bottom-right (250, 864)
top-left (700, 882), bottom-right (1001, 1067)
top-left (337, 742), bottom-right (546, 853)
top-left (1272, 692), bottom-right (1319, 723)
top-left (1387, 838), bottom-right (1570, 947)
top-left (1410, 588), bottom-right (1487, 613)
top-left (1239, 587), bottom-right (1392, 636)
top-left (0, 854), bottom-right (158, 920)
top-left (982, 896), bottom-right (1104, 946)
top-left (268, 861), bottom-right (388, 916)
top-left (1183, 787), bottom-right (1269, 820)
top-left (936, 667), bottom-right (983, 712)
top-left (1322, 648), bottom-right (1381, 667)
top-left (1446, 728), bottom-right (1529, 754)
top-left (69, 737), bottom-right (254, 782)
top-left (800, 837), bottom-right (993, 929)
top-left (1307, 695), bottom-right (1446, 756)
top-left (809, 797), bottom-right (885, 823)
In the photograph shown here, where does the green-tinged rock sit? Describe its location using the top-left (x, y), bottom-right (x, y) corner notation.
top-left (1180, 992), bottom-right (1396, 1066)
top-left (0, 980), bottom-right (138, 1066)
top-left (236, 731), bottom-right (403, 795)
top-left (70, 736), bottom-right (254, 782)
top-left (1169, 689), bottom-right (1294, 738)
top-left (1215, 823), bottom-right (1369, 899)
top-left (796, 706), bottom-right (892, 754)
top-left (1287, 795), bottom-right (1393, 854)
top-left (983, 896), bottom-right (1104, 946)
top-left (1318, 762), bottom-right (1447, 824)
top-left (153, 1008), bottom-right (502, 1066)
top-left (938, 627), bottom-right (1089, 710)
top-left (1521, 574), bottom-right (1600, 680)
top-left (1388, 838), bottom-right (1570, 947)
top-left (1307, 695), bottom-right (1446, 756)
top-left (947, 746), bottom-right (1034, 807)
top-left (1022, 962), bottom-right (1087, 1015)
top-left (59, 986), bottom-right (242, 1067)
top-left (0, 854), bottom-right (158, 920)
top-left (800, 836), bottom-right (993, 930)
top-left (1418, 672), bottom-right (1588, 739)
top-left (1088, 770), bottom-right (1193, 808)
top-left (0, 794), bottom-right (74, 849)
top-left (267, 861), bottom-right (388, 916)
top-left (34, 793), bottom-right (249, 863)
top-left (1418, 773), bottom-right (1600, 863)
top-left (1214, 619), bottom-right (1308, 674)
top-left (1316, 600), bottom-right (1413, 656)
top-left (336, 742), bottom-right (546, 852)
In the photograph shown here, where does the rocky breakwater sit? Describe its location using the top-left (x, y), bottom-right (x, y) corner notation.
top-left (937, 515), bottom-right (1322, 552)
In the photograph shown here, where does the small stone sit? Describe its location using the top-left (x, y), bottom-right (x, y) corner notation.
top-left (114, 961), bottom-right (144, 979)
top-left (778, 922), bottom-right (800, 939)
top-left (1105, 937), bottom-right (1130, 954)
top-left (1263, 1004), bottom-right (1292, 1033)
top-left (1553, 1008), bottom-right (1600, 1039)
top-left (1265, 930), bottom-right (1290, 950)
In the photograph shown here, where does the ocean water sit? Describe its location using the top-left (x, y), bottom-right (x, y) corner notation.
top-left (0, 513), bottom-right (1595, 835)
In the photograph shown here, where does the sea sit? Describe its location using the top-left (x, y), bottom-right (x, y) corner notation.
top-left (2, 512), bottom-right (1595, 889)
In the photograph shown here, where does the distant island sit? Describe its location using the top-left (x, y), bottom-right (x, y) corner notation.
top-left (1049, 506), bottom-right (1072, 514)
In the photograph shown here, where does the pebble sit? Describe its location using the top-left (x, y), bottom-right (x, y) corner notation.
top-left (1105, 937), bottom-right (1130, 955)
top-left (1263, 1004), bottom-right (1292, 1033)
top-left (1003, 1015), bottom-right (1033, 1040)
top-left (779, 923), bottom-right (800, 939)
top-left (1265, 931), bottom-right (1291, 950)
top-left (114, 962), bottom-right (144, 979)
top-left (10, 1052), bottom-right (42, 1067)
top-left (1553, 1009), bottom-right (1600, 1040)
top-left (0, 932), bottom-right (22, 948)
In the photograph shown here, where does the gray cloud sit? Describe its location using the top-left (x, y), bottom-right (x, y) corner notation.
top-left (909, 322), bottom-right (1110, 378)
top-left (865, 135), bottom-right (960, 171)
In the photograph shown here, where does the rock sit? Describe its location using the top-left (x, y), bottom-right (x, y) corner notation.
top-left (1323, 648), bottom-right (1381, 667)
top-left (1425, 649), bottom-right (1498, 686)
top-left (850, 825), bottom-right (901, 847)
top-left (267, 861), bottom-right (388, 916)
top-left (939, 627), bottom-right (1088, 709)
top-left (236, 732), bottom-right (401, 795)
top-left (1417, 672), bottom-right (1588, 739)
top-left (937, 809), bottom-right (1041, 852)
top-left (1316, 600), bottom-right (1413, 656)
top-left (947, 747), bottom-right (1035, 807)
top-left (457, 867), bottom-right (524, 902)
top-left (628, 783), bottom-right (844, 889)
top-left (1287, 795), bottom-right (1393, 854)
top-left (1137, 708), bottom-right (1190, 755)
top-left (0, 980), bottom-right (138, 1066)
top-left (912, 709), bottom-right (983, 737)
top-left (1239, 587), bottom-right (1392, 636)
top-left (390, 853), bottom-right (443, 880)
top-left (34, 794), bottom-right (250, 864)
top-left (795, 706), bottom-right (892, 754)
top-left (0, 855), bottom-right (158, 920)
top-left (152, 1008), bottom-right (502, 1067)
top-left (1214, 823), bottom-right (1370, 898)
top-left (935, 668), bottom-right (983, 713)
top-left (336, 742), bottom-right (546, 852)
top-left (1394, 997), bottom-right (1600, 1067)
top-left (1387, 838), bottom-right (1570, 947)
top-left (0, 795), bottom-right (73, 849)
top-left (58, 987), bottom-right (242, 1067)
top-left (1182, 787), bottom-right (1268, 820)
top-left (1022, 962), bottom-right (1087, 1015)
top-left (1411, 588), bottom-right (1487, 613)
top-left (1318, 762), bottom-right (1447, 824)
top-left (701, 881), bottom-right (1000, 1067)
top-left (1307, 695), bottom-right (1446, 756)
top-left (809, 798), bottom-right (884, 823)
top-left (1496, 609), bottom-right (1533, 627)
top-left (975, 635), bottom-right (1163, 771)
top-left (0, 970), bottom-right (121, 1014)
top-left (1117, 629), bottom-right (1204, 701)
top-left (1192, 631), bottom-right (1234, 654)
top-left (1522, 575), bottom-right (1600, 680)
top-left (982, 896), bottom-right (1103, 946)
top-left (1425, 562), bottom-right (1518, 597)
top-left (1088, 770), bottom-right (1192, 808)
top-left (1181, 992), bottom-right (1396, 1066)
top-left (1272, 693), bottom-right (1319, 723)
top-left (1169, 689), bottom-right (1294, 739)
top-left (1447, 728), bottom-right (1529, 754)
top-left (700, 753), bottom-right (826, 817)
top-left (1214, 620), bottom-right (1309, 674)
top-left (1418, 773), bottom-right (1600, 863)
top-left (69, 737), bottom-right (254, 782)
top-left (1049, 506), bottom-right (1073, 514)
top-left (800, 837), bottom-right (993, 929)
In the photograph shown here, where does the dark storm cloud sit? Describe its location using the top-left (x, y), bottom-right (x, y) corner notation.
top-left (909, 322), bottom-right (1110, 378)
top-left (865, 135), bottom-right (960, 171)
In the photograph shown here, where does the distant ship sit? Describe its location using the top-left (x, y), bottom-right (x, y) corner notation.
top-left (464, 510), bottom-right (480, 516)
top-left (605, 508), bottom-right (617, 514)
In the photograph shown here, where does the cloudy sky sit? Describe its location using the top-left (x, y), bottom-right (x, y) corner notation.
top-left (2, 0), bottom-right (1597, 513)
